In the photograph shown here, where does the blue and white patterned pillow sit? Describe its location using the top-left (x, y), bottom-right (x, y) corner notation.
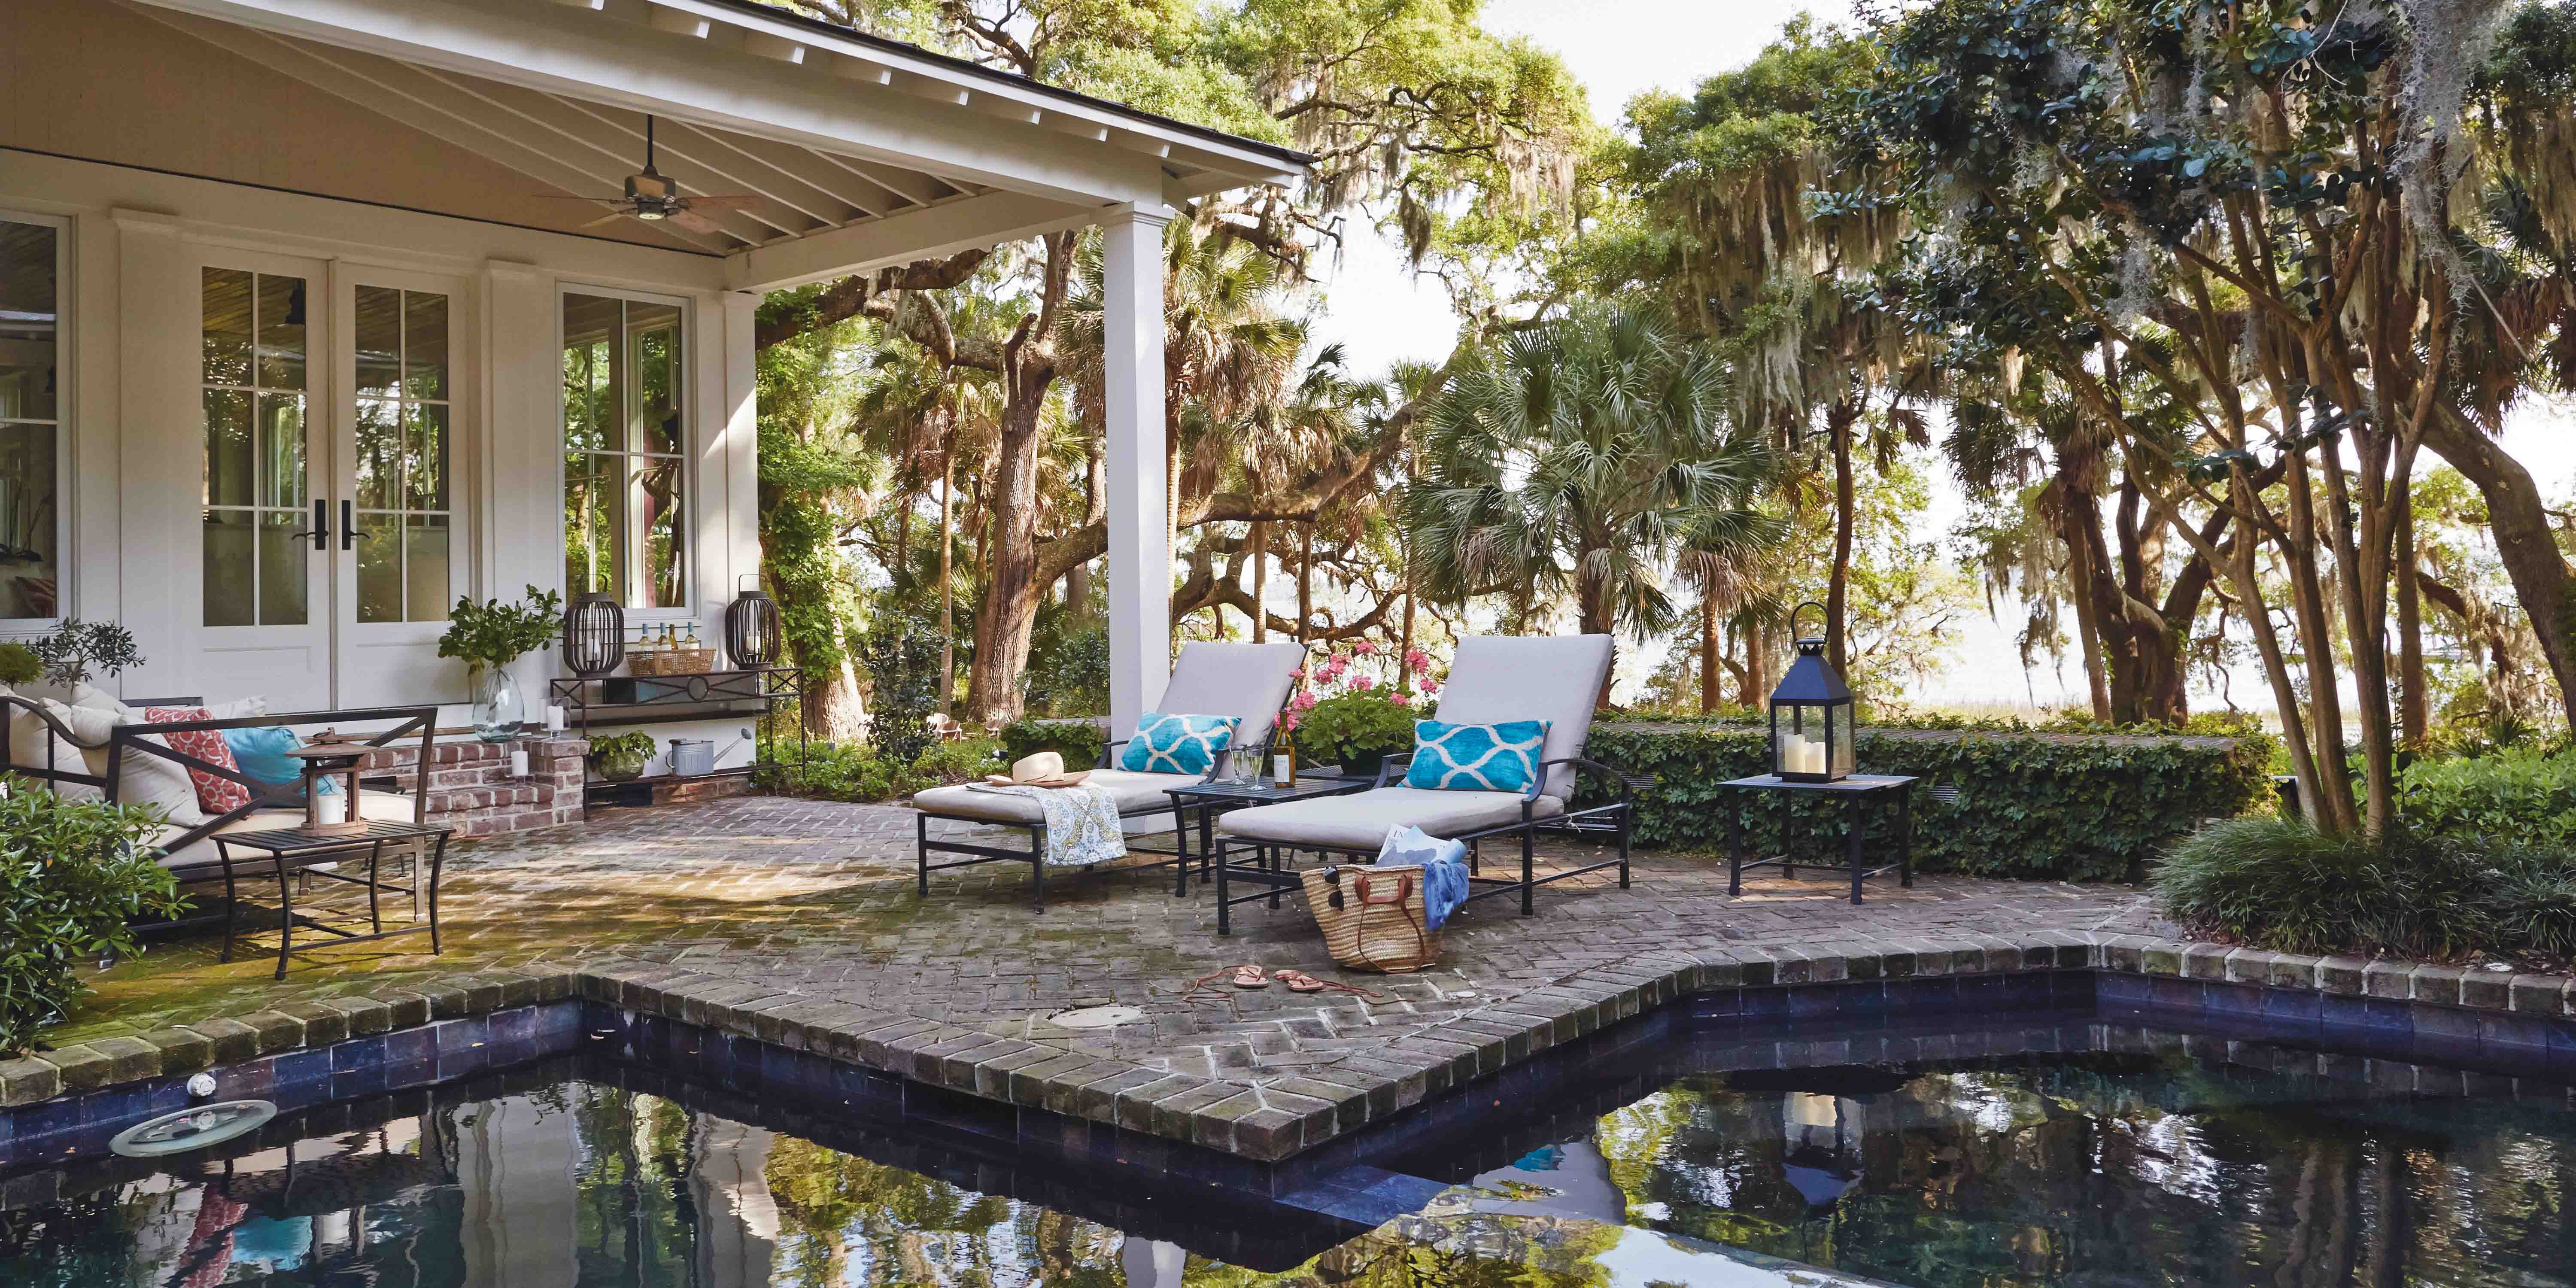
top-left (1404, 719), bottom-right (1551, 793)
top-left (1118, 712), bottom-right (1241, 776)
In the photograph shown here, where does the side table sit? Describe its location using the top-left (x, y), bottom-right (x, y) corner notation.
top-left (211, 821), bottom-right (454, 979)
top-left (1166, 777), bottom-right (1370, 932)
top-left (1718, 774), bottom-right (1916, 905)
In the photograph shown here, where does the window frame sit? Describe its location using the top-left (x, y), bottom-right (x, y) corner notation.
top-left (555, 282), bottom-right (693, 620)
top-left (0, 209), bottom-right (72, 630)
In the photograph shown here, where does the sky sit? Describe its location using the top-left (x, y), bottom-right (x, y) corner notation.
top-left (1297, 0), bottom-right (2576, 711)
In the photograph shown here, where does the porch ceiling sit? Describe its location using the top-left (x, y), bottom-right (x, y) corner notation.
top-left (113, 0), bottom-right (1309, 288)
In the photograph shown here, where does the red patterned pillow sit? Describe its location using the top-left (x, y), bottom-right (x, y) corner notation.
top-left (144, 707), bottom-right (252, 815)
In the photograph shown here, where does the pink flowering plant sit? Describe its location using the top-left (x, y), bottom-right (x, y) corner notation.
top-left (1280, 641), bottom-right (1444, 774)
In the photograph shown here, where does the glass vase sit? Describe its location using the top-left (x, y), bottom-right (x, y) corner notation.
top-left (472, 666), bottom-right (525, 743)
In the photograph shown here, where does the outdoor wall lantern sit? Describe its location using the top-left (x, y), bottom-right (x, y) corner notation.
top-left (564, 593), bottom-right (626, 677)
top-left (725, 575), bottom-right (783, 670)
top-left (1768, 601), bottom-right (1855, 782)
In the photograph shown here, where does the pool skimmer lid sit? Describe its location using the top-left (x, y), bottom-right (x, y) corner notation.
top-left (110, 1100), bottom-right (277, 1157)
top-left (1049, 1004), bottom-right (1143, 1030)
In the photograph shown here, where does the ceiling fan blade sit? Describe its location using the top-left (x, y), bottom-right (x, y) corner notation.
top-left (666, 209), bottom-right (727, 235)
top-left (578, 211), bottom-right (635, 229)
top-left (527, 194), bottom-right (625, 204)
top-left (683, 194), bottom-right (764, 209)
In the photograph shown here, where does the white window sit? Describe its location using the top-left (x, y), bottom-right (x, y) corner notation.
top-left (562, 291), bottom-right (686, 610)
top-left (0, 216), bottom-right (64, 623)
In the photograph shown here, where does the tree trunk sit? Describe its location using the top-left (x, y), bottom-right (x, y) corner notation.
top-left (1701, 594), bottom-right (1722, 714)
top-left (963, 389), bottom-right (1047, 722)
top-left (1297, 523), bottom-right (1314, 643)
top-left (1825, 403), bottom-right (1857, 677)
top-left (1738, 615), bottom-right (1769, 708)
top-left (2280, 448), bottom-right (2361, 834)
top-left (1251, 522), bottom-right (1268, 643)
top-left (2394, 486), bottom-right (2427, 749)
top-left (937, 459), bottom-right (954, 710)
top-left (2232, 474), bottom-right (2332, 829)
top-left (1577, 571), bottom-right (1615, 710)
top-left (2420, 412), bottom-right (2576, 729)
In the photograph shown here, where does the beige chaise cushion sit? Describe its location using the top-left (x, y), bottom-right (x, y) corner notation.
top-left (155, 790), bottom-right (424, 872)
top-left (1432, 635), bottom-right (1614, 801)
top-left (912, 769), bottom-right (1203, 824)
top-left (1215, 786), bottom-right (1563, 852)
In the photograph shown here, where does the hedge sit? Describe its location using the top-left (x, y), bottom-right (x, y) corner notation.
top-left (1584, 723), bottom-right (2273, 883)
top-left (1003, 715), bottom-right (2271, 883)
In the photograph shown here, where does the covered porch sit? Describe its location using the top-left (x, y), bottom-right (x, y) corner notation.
top-left (0, 0), bottom-right (1303, 737)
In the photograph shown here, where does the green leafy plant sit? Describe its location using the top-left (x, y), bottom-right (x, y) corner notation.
top-left (30, 620), bottom-right (143, 688)
top-left (1296, 693), bottom-right (1421, 773)
top-left (0, 643), bottom-right (43, 687)
top-left (1002, 718), bottom-right (1107, 772)
top-left (0, 784), bottom-right (181, 1057)
top-left (1585, 721), bottom-right (2273, 882)
top-left (2391, 749), bottom-right (2576, 850)
top-left (587, 731), bottom-right (656, 780)
top-left (2157, 817), bottom-right (2576, 964)
top-left (857, 609), bottom-right (945, 769)
top-left (759, 736), bottom-right (1000, 803)
top-left (438, 585), bottom-right (564, 671)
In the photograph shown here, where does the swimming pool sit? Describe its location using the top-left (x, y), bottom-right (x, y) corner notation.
top-left (8, 1014), bottom-right (2570, 1287)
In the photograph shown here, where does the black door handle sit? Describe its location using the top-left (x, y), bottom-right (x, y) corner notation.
top-left (289, 498), bottom-right (328, 550)
top-left (342, 499), bottom-right (361, 550)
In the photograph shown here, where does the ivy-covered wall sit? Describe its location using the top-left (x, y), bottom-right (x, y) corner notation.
top-left (999, 717), bottom-right (2271, 883)
top-left (1585, 724), bottom-right (2271, 883)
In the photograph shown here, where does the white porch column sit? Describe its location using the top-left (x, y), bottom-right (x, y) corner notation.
top-left (1102, 202), bottom-right (1172, 736)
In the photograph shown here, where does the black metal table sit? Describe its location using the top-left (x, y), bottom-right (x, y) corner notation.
top-left (1719, 774), bottom-right (1917, 905)
top-left (1166, 777), bottom-right (1370, 931)
top-left (210, 821), bottom-right (453, 978)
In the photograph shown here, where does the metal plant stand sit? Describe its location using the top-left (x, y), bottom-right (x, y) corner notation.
top-left (1720, 773), bottom-right (1917, 905)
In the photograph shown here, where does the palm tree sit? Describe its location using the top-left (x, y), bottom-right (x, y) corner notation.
top-left (1404, 304), bottom-right (1782, 706)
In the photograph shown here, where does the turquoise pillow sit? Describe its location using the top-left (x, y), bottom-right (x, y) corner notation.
top-left (219, 725), bottom-right (337, 797)
top-left (1118, 712), bottom-right (1240, 776)
top-left (1405, 719), bottom-right (1551, 793)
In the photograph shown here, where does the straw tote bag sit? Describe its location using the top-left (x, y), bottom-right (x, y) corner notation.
top-left (1301, 864), bottom-right (1443, 974)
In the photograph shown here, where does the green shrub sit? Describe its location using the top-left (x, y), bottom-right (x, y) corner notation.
top-left (1002, 718), bottom-right (1106, 771)
top-left (2393, 748), bottom-right (2576, 849)
top-left (1023, 623), bottom-right (1109, 717)
top-left (2157, 817), bottom-right (2576, 963)
top-left (1585, 723), bottom-right (2272, 882)
top-left (763, 737), bottom-right (1001, 803)
top-left (857, 610), bottom-right (945, 767)
top-left (0, 644), bottom-right (42, 687)
top-left (0, 784), bottom-right (182, 1056)
top-left (1296, 693), bottom-right (1419, 770)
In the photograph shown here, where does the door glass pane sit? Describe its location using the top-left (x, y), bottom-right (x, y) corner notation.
top-left (564, 451), bottom-right (619, 595)
top-left (257, 393), bottom-right (306, 510)
top-left (203, 510), bottom-right (255, 627)
top-left (354, 285), bottom-right (401, 398)
top-left (258, 511), bottom-right (307, 625)
top-left (404, 291), bottom-right (447, 401)
top-left (632, 302), bottom-right (682, 454)
top-left (407, 404), bottom-right (447, 511)
top-left (255, 274), bottom-right (306, 391)
top-left (635, 456), bottom-right (683, 608)
top-left (0, 423), bottom-right (55, 616)
top-left (0, 222), bottom-right (58, 420)
top-left (201, 268), bottom-right (252, 387)
top-left (354, 511), bottom-right (400, 624)
top-left (354, 398), bottom-right (400, 510)
top-left (204, 389), bottom-right (252, 507)
top-left (405, 515), bottom-right (450, 622)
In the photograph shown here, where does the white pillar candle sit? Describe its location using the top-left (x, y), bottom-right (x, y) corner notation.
top-left (509, 747), bottom-right (530, 778)
top-left (545, 705), bottom-right (567, 732)
top-left (314, 790), bottom-right (347, 827)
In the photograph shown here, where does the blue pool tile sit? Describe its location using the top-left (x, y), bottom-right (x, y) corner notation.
top-left (1959, 975), bottom-right (2007, 1011)
top-left (1910, 978), bottom-right (1960, 1011)
top-left (2480, 1014), bottom-right (2550, 1057)
top-left (2096, 974), bottom-right (2151, 1006)
top-left (2318, 994), bottom-right (2372, 1033)
top-left (77, 1086), bottom-right (145, 1130)
top-left (331, 1064), bottom-right (389, 1099)
top-left (331, 1036), bottom-right (388, 1073)
top-left (2413, 1008), bottom-right (2482, 1061)
top-left (384, 1058), bottom-right (438, 1090)
top-left (2202, 982), bottom-right (2262, 1019)
top-left (1786, 987), bottom-right (1838, 1019)
top-left (2548, 1021), bottom-right (2576, 1064)
top-left (1741, 987), bottom-right (1789, 1018)
top-left (2003, 972), bottom-right (2051, 1009)
top-left (2260, 987), bottom-right (2322, 1023)
top-left (2148, 977), bottom-right (2199, 1011)
top-left (273, 1048), bottom-right (334, 1088)
top-left (436, 1041), bottom-right (491, 1080)
top-left (1694, 989), bottom-right (1742, 1018)
top-left (2361, 999), bottom-right (2415, 1038)
top-left (383, 1026), bottom-right (434, 1065)
top-left (18, 1094), bottom-right (79, 1144)
top-left (489, 1006), bottom-right (537, 1046)
top-left (1835, 984), bottom-right (1887, 1018)
top-left (433, 1018), bottom-right (487, 1056)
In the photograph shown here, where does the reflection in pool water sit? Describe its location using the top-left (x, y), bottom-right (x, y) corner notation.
top-left (3, 1044), bottom-right (2574, 1286)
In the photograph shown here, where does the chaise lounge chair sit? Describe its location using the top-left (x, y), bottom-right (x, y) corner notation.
top-left (1208, 633), bottom-right (1645, 933)
top-left (910, 640), bottom-right (1306, 911)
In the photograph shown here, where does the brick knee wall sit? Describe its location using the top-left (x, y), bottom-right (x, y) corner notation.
top-left (361, 737), bottom-right (588, 836)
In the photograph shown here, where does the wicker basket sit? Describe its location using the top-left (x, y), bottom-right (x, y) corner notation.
top-left (1300, 864), bottom-right (1442, 973)
top-left (628, 647), bottom-right (717, 676)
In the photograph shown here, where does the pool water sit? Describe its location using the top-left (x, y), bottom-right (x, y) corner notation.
top-left (5, 1034), bottom-right (2574, 1287)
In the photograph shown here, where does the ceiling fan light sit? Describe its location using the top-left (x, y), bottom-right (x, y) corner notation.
top-left (636, 209), bottom-right (666, 221)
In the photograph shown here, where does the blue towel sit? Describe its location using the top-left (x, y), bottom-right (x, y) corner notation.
top-left (1377, 824), bottom-right (1470, 931)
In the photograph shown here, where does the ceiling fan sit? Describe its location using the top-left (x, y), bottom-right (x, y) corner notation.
top-left (539, 116), bottom-right (760, 234)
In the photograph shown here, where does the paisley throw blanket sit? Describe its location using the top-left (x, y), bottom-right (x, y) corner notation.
top-left (977, 783), bottom-right (1128, 866)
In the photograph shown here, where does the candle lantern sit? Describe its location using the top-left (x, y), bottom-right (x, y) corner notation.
top-left (1768, 601), bottom-right (1854, 782)
top-left (283, 744), bottom-right (372, 836)
top-left (724, 575), bottom-right (782, 669)
top-left (563, 593), bottom-right (625, 677)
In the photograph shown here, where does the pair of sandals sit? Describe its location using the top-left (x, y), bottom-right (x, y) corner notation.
top-left (1231, 963), bottom-right (1324, 992)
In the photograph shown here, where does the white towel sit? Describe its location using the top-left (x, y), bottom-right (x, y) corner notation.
top-left (973, 783), bottom-right (1127, 866)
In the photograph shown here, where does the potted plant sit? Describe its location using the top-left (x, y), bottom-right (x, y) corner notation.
top-left (1286, 642), bottom-right (1443, 778)
top-left (437, 585), bottom-right (564, 742)
top-left (587, 730), bottom-right (656, 782)
top-left (30, 620), bottom-right (144, 692)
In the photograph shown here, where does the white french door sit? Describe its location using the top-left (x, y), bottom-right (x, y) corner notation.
top-left (193, 252), bottom-right (470, 708)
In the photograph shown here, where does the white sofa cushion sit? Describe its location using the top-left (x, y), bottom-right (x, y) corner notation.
top-left (913, 769), bottom-right (1201, 824)
top-left (7, 692), bottom-right (104, 802)
top-left (1215, 786), bottom-right (1562, 852)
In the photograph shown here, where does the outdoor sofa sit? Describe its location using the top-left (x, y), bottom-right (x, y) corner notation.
top-left (909, 640), bottom-right (1305, 911)
top-left (1211, 633), bottom-right (1645, 923)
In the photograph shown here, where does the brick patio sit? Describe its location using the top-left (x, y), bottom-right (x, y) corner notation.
top-left (59, 793), bottom-right (2160, 1053)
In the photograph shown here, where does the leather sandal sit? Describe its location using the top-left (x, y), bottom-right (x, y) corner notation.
top-left (1273, 969), bottom-right (1326, 993)
top-left (1230, 964), bottom-right (1271, 989)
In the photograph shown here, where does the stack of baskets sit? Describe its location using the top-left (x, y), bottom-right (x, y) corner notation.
top-left (628, 646), bottom-right (718, 676)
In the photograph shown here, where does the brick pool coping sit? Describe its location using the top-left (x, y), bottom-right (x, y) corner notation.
top-left (10, 932), bottom-right (2576, 1165)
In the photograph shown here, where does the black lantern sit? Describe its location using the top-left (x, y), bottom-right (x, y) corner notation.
top-left (563, 593), bottom-right (626, 677)
top-left (1769, 601), bottom-right (1854, 782)
top-left (725, 576), bottom-right (782, 669)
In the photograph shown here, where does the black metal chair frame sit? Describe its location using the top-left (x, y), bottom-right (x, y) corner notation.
top-left (0, 696), bottom-right (438, 930)
top-left (1208, 753), bottom-right (1651, 934)
top-left (912, 734), bottom-right (1272, 912)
